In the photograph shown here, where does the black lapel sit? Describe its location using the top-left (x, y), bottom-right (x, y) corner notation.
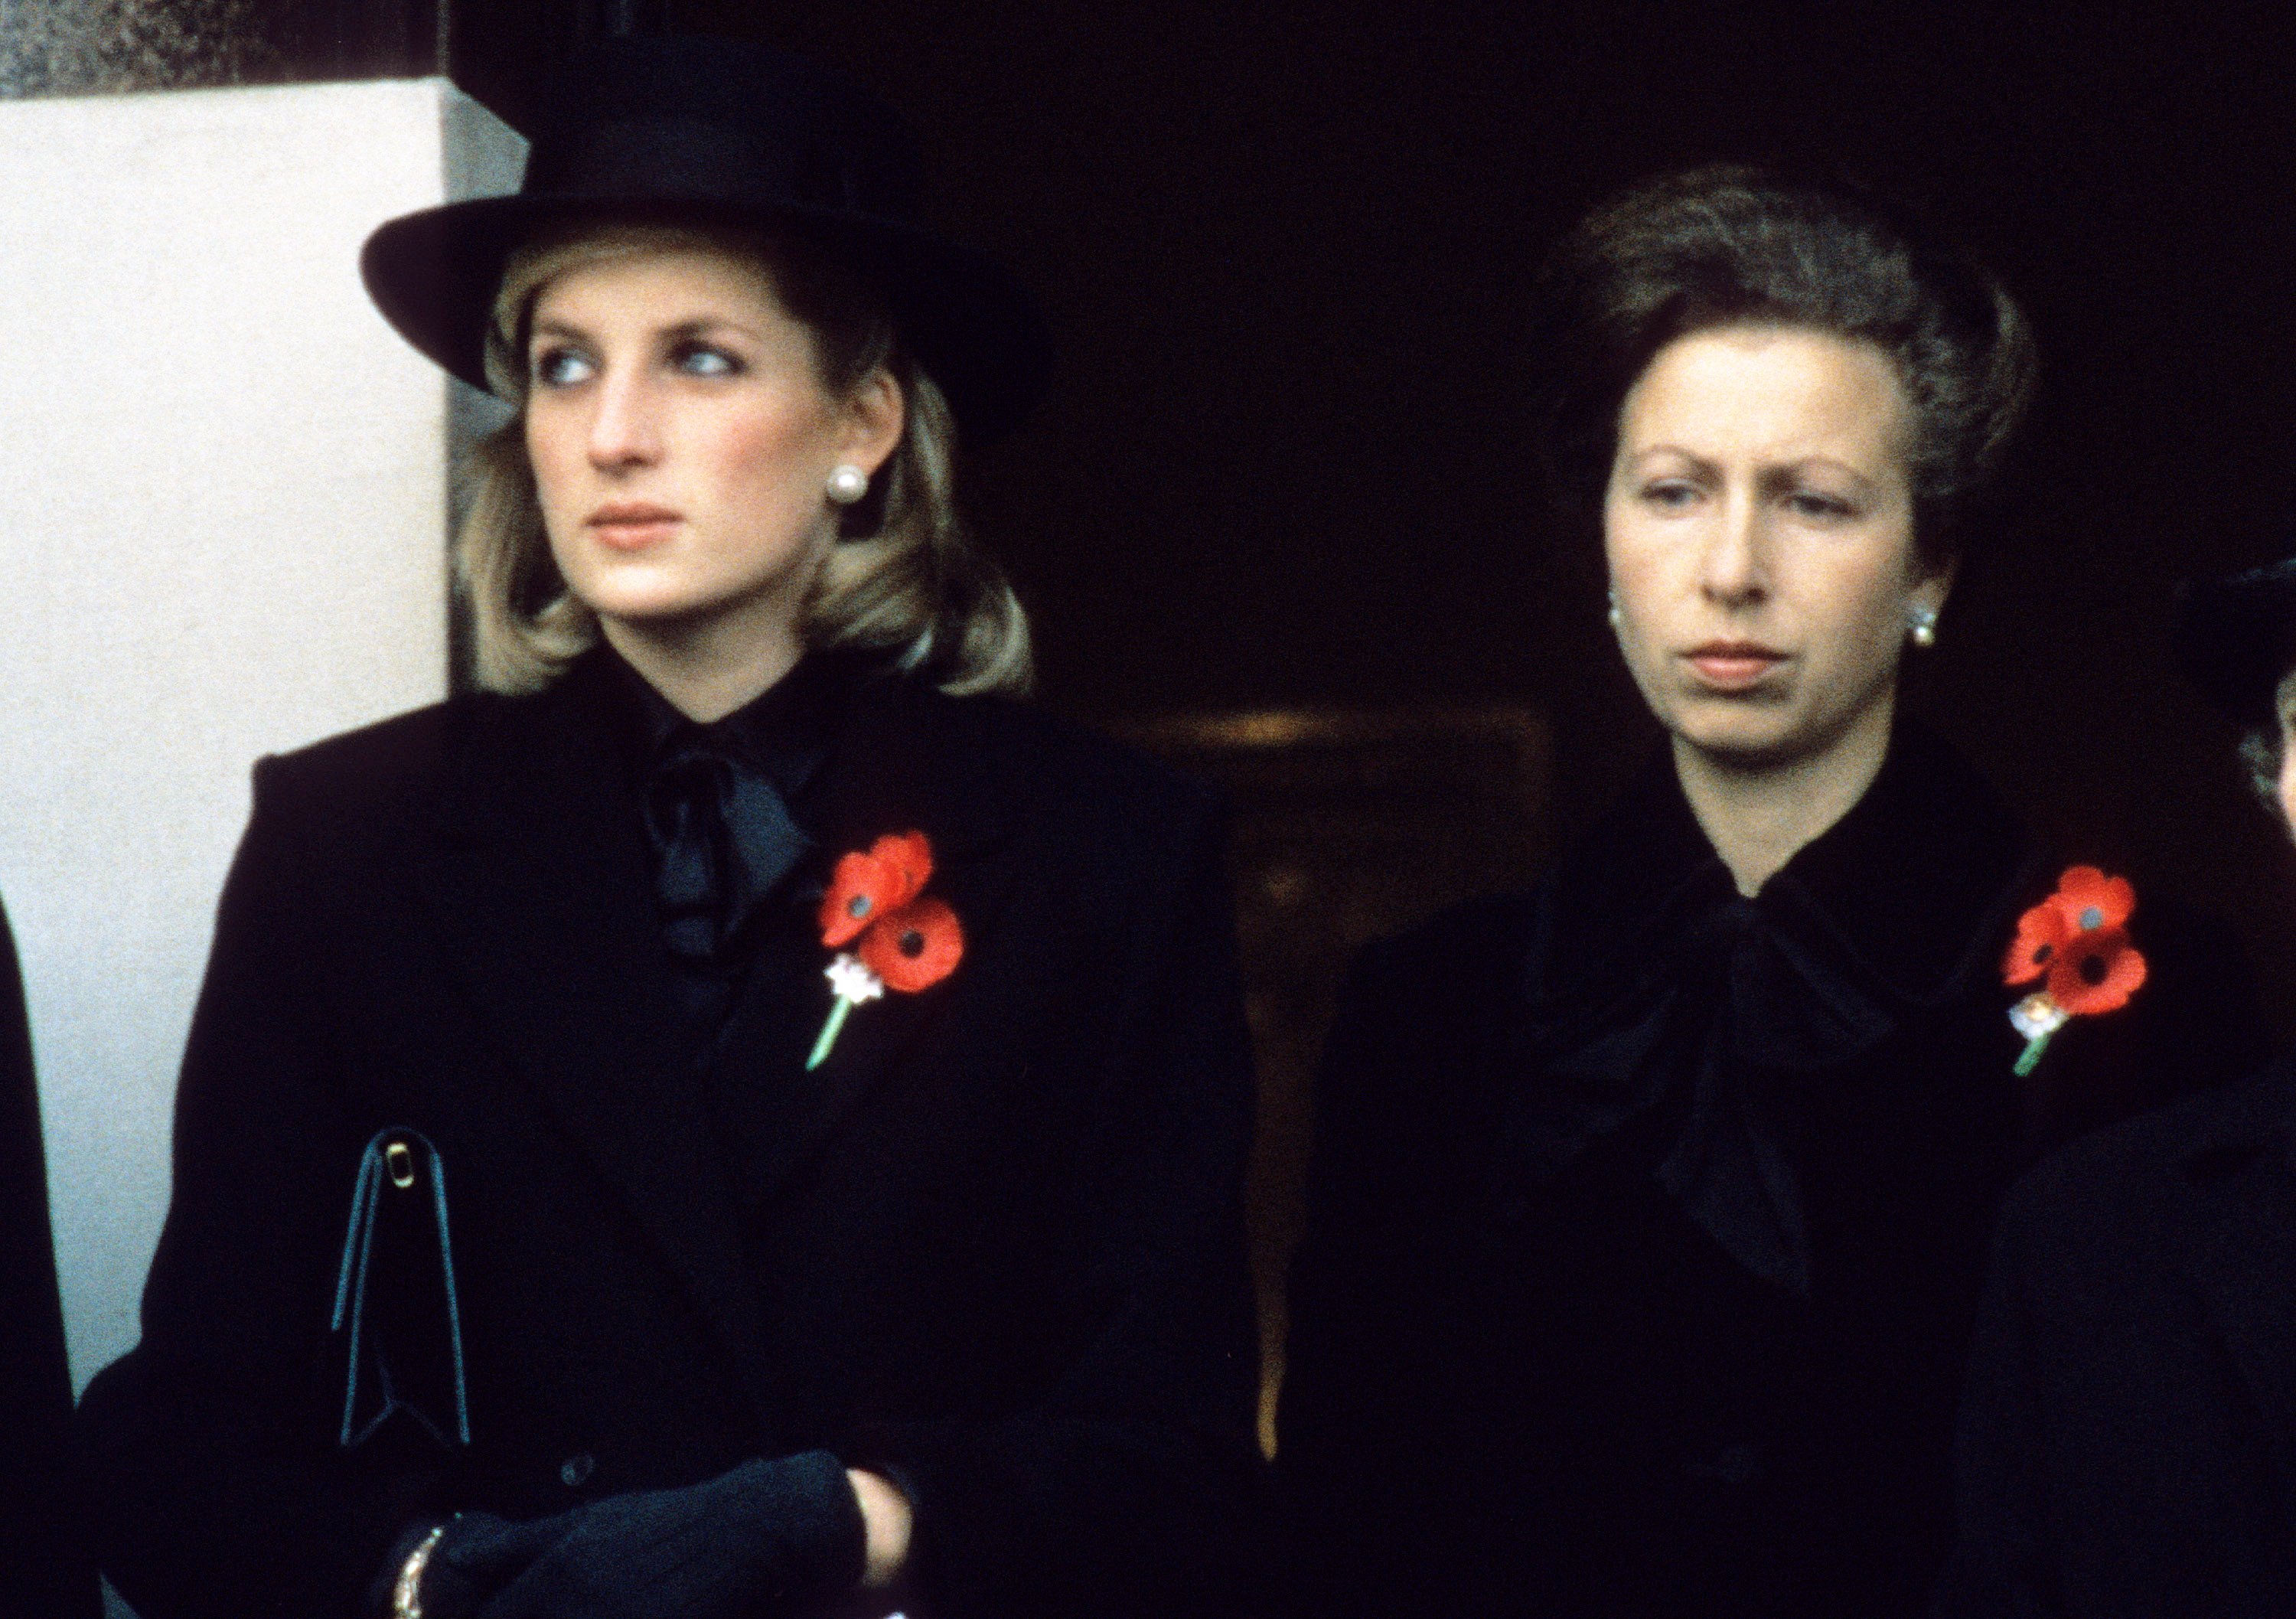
top-left (708, 672), bottom-right (1019, 1211)
top-left (1767, 721), bottom-right (2029, 1005)
top-left (2175, 1065), bottom-right (2296, 1515)
top-left (413, 670), bottom-right (775, 1417)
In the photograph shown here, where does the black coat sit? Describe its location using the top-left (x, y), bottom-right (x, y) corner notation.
top-left (1274, 729), bottom-right (2265, 1619)
top-left (1, 899), bottom-right (101, 1619)
top-left (74, 653), bottom-right (1261, 1619)
top-left (1935, 1053), bottom-right (2296, 1617)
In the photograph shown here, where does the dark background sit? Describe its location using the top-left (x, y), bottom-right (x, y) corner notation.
top-left (188, 0), bottom-right (2296, 1024)
top-left (428, 0), bottom-right (2296, 1027)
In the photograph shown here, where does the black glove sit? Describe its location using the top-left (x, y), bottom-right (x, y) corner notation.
top-left (410, 1513), bottom-right (572, 1619)
top-left (469, 1450), bottom-right (868, 1619)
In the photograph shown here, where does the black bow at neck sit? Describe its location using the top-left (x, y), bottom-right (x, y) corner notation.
top-left (605, 653), bottom-right (847, 961)
top-left (1505, 726), bottom-right (2031, 1296)
top-left (644, 743), bottom-right (814, 961)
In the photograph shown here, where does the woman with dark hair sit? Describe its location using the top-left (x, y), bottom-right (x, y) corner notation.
top-left (1273, 167), bottom-right (2265, 1619)
top-left (74, 36), bottom-right (1258, 1619)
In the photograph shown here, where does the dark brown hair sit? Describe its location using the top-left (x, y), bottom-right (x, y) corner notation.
top-left (1534, 165), bottom-right (2037, 564)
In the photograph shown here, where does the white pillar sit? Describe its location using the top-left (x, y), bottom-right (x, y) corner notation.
top-left (0, 78), bottom-right (523, 1389)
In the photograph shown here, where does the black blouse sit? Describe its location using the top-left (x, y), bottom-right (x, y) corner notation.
top-left (1274, 726), bottom-right (2268, 1619)
top-left (589, 647), bottom-right (881, 1220)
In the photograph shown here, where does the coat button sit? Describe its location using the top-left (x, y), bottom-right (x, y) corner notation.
top-left (559, 1453), bottom-right (595, 1489)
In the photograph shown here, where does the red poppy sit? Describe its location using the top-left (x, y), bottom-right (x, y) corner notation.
top-left (856, 895), bottom-right (965, 994)
top-left (2002, 865), bottom-right (2148, 1015)
top-left (2043, 923), bottom-right (2147, 1016)
top-left (2047, 865), bottom-right (2135, 933)
top-left (819, 831), bottom-right (935, 947)
top-left (2002, 903), bottom-right (2069, 988)
top-left (807, 834), bottom-right (964, 1071)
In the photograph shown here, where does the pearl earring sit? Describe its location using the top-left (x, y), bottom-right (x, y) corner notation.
top-left (1606, 590), bottom-right (1623, 631)
top-left (826, 464), bottom-right (869, 505)
top-left (1907, 605), bottom-right (1939, 648)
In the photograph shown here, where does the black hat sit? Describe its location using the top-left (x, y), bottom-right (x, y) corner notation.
top-left (2174, 556), bottom-right (2296, 727)
top-left (360, 35), bottom-right (1049, 443)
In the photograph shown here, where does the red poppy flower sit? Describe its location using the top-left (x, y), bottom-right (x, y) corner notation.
top-left (808, 831), bottom-right (965, 1070)
top-left (2002, 903), bottom-right (2069, 988)
top-left (856, 896), bottom-right (964, 994)
top-left (2003, 865), bottom-right (2139, 985)
top-left (2041, 923), bottom-right (2148, 1017)
top-left (2045, 865), bottom-right (2135, 935)
top-left (819, 831), bottom-right (935, 947)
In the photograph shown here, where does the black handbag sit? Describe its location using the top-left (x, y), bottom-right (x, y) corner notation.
top-left (329, 1128), bottom-right (471, 1451)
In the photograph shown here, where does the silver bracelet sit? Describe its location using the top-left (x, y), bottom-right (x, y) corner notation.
top-left (393, 1525), bottom-right (448, 1619)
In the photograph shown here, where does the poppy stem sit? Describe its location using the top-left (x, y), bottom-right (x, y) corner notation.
top-left (806, 997), bottom-right (853, 1072)
top-left (2012, 1028), bottom-right (2056, 1077)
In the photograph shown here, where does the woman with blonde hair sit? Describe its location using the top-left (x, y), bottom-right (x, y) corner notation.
top-left (77, 36), bottom-right (1258, 1619)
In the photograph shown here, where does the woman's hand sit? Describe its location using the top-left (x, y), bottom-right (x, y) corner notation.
top-left (460, 1451), bottom-right (871, 1619)
top-left (849, 1466), bottom-right (913, 1588)
top-left (401, 1514), bottom-right (564, 1619)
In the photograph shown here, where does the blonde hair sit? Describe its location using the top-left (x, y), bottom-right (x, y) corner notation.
top-left (456, 221), bottom-right (1032, 697)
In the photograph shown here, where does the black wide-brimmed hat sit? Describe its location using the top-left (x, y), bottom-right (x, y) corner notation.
top-left (2174, 555), bottom-right (2296, 726)
top-left (360, 35), bottom-right (1050, 443)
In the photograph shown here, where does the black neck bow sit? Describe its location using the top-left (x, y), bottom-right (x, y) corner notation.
top-left (1502, 728), bottom-right (2030, 1296)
